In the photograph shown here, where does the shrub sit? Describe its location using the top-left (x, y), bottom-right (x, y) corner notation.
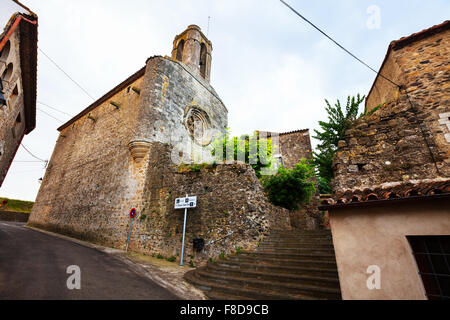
top-left (262, 159), bottom-right (316, 211)
top-left (157, 254), bottom-right (164, 260)
top-left (167, 256), bottom-right (176, 263)
top-left (211, 129), bottom-right (275, 178)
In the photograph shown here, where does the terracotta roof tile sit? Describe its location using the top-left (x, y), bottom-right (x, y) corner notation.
top-left (320, 178), bottom-right (450, 209)
top-left (391, 20), bottom-right (450, 51)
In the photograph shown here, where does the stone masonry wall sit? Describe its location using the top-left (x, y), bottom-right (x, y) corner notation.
top-left (366, 28), bottom-right (449, 114)
top-left (340, 27), bottom-right (450, 193)
top-left (0, 27), bottom-right (26, 186)
top-left (132, 56), bottom-right (227, 165)
top-left (278, 130), bottom-right (321, 229)
top-left (29, 56), bottom-right (243, 264)
top-left (279, 130), bottom-right (313, 170)
top-left (365, 28), bottom-right (449, 167)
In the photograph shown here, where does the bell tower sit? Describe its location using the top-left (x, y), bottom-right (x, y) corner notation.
top-left (171, 25), bottom-right (212, 83)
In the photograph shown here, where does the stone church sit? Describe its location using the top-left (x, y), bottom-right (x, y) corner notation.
top-left (29, 25), bottom-right (316, 263)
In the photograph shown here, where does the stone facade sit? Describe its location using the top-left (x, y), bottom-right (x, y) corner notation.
top-left (29, 25), bottom-right (309, 264)
top-left (334, 21), bottom-right (449, 193)
top-left (257, 129), bottom-right (313, 170)
top-left (0, 13), bottom-right (37, 186)
top-left (128, 142), bottom-right (291, 264)
top-left (278, 130), bottom-right (313, 170)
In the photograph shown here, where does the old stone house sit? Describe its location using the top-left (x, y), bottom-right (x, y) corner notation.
top-left (0, 12), bottom-right (38, 186)
top-left (321, 21), bottom-right (450, 300)
top-left (29, 25), bottom-right (317, 264)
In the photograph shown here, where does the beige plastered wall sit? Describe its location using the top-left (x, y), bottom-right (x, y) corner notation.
top-left (329, 197), bottom-right (450, 300)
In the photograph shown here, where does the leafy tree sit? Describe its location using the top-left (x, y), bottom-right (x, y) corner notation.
top-left (211, 129), bottom-right (275, 177)
top-left (313, 94), bottom-right (365, 193)
top-left (262, 159), bottom-right (316, 211)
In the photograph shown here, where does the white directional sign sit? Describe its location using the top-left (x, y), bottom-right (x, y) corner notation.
top-left (175, 195), bottom-right (198, 266)
top-left (175, 196), bottom-right (197, 210)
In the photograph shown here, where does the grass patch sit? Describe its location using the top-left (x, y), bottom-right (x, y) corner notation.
top-left (0, 197), bottom-right (34, 213)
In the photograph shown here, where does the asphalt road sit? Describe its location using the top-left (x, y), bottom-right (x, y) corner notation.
top-left (0, 222), bottom-right (179, 300)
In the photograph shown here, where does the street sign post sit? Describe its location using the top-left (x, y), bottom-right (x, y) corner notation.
top-left (126, 208), bottom-right (137, 252)
top-left (175, 195), bottom-right (197, 266)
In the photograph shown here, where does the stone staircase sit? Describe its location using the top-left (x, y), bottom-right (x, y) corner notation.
top-left (184, 229), bottom-right (342, 300)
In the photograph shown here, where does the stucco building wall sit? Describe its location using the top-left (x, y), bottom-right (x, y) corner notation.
top-left (329, 198), bottom-right (450, 300)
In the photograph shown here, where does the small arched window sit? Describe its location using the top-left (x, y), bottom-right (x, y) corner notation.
top-left (176, 40), bottom-right (185, 61)
top-left (199, 43), bottom-right (207, 78)
top-left (0, 40), bottom-right (11, 62)
top-left (2, 63), bottom-right (13, 82)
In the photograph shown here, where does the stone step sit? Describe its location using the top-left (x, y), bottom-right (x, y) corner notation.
top-left (240, 250), bottom-right (337, 262)
top-left (204, 291), bottom-right (254, 300)
top-left (227, 255), bottom-right (337, 269)
top-left (269, 229), bottom-right (331, 235)
top-left (184, 270), bottom-right (318, 300)
top-left (261, 241), bottom-right (334, 247)
top-left (259, 243), bottom-right (334, 248)
top-left (264, 235), bottom-right (333, 241)
top-left (214, 260), bottom-right (339, 278)
top-left (206, 263), bottom-right (340, 289)
top-left (195, 268), bottom-right (341, 300)
top-left (256, 247), bottom-right (335, 255)
top-left (186, 227), bottom-right (340, 300)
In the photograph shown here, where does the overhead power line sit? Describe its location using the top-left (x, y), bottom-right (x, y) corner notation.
top-left (20, 143), bottom-right (47, 163)
top-left (38, 48), bottom-right (96, 101)
top-left (279, 0), bottom-right (440, 175)
top-left (13, 161), bottom-right (44, 163)
top-left (279, 0), bottom-right (400, 88)
top-left (37, 101), bottom-right (73, 117)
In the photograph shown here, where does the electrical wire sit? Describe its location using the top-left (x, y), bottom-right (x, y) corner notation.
top-left (20, 143), bottom-right (47, 163)
top-left (38, 48), bottom-right (96, 101)
top-left (279, 0), bottom-right (400, 88)
top-left (279, 0), bottom-right (440, 174)
top-left (37, 108), bottom-right (65, 123)
top-left (12, 161), bottom-right (43, 163)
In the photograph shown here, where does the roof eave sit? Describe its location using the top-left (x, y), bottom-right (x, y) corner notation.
top-left (319, 193), bottom-right (450, 211)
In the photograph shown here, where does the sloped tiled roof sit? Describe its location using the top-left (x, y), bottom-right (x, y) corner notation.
top-left (391, 20), bottom-right (450, 50)
top-left (319, 178), bottom-right (450, 210)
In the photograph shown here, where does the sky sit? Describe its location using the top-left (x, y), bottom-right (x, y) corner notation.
top-left (1, 0), bottom-right (449, 201)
